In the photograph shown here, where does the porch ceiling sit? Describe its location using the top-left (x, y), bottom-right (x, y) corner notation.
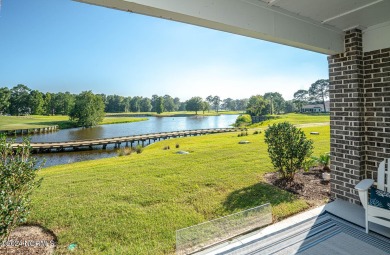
top-left (75, 0), bottom-right (390, 54)
top-left (261, 0), bottom-right (390, 31)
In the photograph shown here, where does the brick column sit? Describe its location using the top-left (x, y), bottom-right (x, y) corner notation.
top-left (328, 29), bottom-right (365, 203)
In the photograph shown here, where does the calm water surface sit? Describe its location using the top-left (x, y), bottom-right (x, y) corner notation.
top-left (24, 115), bottom-right (238, 167)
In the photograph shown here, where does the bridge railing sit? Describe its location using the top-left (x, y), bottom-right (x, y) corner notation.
top-left (13, 128), bottom-right (238, 144)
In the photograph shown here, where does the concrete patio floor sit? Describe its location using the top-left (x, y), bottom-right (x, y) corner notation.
top-left (196, 199), bottom-right (390, 255)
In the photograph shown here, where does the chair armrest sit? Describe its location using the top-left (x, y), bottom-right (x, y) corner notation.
top-left (355, 179), bottom-right (374, 191)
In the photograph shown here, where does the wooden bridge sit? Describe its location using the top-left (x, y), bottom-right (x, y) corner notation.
top-left (12, 128), bottom-right (238, 153)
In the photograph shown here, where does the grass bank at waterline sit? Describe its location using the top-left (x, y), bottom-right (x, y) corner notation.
top-left (249, 113), bottom-right (330, 128)
top-left (100, 117), bottom-right (148, 125)
top-left (0, 115), bottom-right (147, 131)
top-left (106, 110), bottom-right (243, 117)
top-left (29, 125), bottom-right (330, 254)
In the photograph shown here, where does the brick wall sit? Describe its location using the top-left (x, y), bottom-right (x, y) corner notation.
top-left (328, 29), bottom-right (390, 204)
top-left (363, 47), bottom-right (390, 180)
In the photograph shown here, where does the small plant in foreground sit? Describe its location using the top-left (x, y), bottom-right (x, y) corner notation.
top-left (312, 153), bottom-right (331, 172)
top-left (135, 145), bottom-right (143, 154)
top-left (302, 158), bottom-right (317, 172)
top-left (0, 135), bottom-right (43, 242)
top-left (264, 122), bottom-right (313, 181)
top-left (175, 143), bottom-right (180, 149)
top-left (239, 131), bottom-right (248, 137)
top-left (117, 147), bottom-right (132, 156)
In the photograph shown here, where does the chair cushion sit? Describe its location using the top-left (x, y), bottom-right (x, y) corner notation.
top-left (369, 187), bottom-right (390, 210)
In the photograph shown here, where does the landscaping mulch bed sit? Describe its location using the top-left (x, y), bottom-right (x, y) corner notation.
top-left (264, 168), bottom-right (331, 207)
top-left (0, 226), bottom-right (56, 255)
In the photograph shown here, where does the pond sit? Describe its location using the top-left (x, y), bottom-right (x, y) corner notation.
top-left (24, 115), bottom-right (239, 167)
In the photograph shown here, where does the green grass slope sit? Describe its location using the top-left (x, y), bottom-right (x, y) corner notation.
top-left (249, 113), bottom-right (330, 128)
top-left (29, 124), bottom-right (330, 254)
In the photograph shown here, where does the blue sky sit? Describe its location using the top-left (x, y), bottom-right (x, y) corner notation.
top-left (0, 0), bottom-right (328, 100)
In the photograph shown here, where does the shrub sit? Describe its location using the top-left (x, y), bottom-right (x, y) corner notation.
top-left (234, 114), bottom-right (252, 127)
top-left (0, 135), bottom-right (43, 242)
top-left (117, 147), bottom-right (132, 156)
top-left (302, 158), bottom-right (317, 172)
top-left (135, 145), bottom-right (143, 154)
top-left (264, 122), bottom-right (313, 181)
top-left (175, 143), bottom-right (180, 149)
top-left (312, 153), bottom-right (331, 172)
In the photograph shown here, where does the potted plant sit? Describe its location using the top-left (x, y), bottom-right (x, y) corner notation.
top-left (312, 153), bottom-right (331, 180)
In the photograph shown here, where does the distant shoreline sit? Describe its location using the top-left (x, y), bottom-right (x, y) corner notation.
top-left (0, 115), bottom-right (148, 133)
top-left (106, 111), bottom-right (242, 118)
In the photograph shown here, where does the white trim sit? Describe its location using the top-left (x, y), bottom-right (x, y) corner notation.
top-left (363, 21), bottom-right (390, 52)
top-left (343, 25), bottom-right (366, 32)
top-left (267, 0), bottom-right (282, 6)
top-left (321, 0), bottom-right (383, 24)
top-left (242, 0), bottom-right (341, 34)
top-left (75, 0), bottom-right (344, 54)
top-left (364, 20), bottom-right (390, 32)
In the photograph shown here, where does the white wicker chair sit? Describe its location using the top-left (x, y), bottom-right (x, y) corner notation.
top-left (355, 158), bottom-right (390, 233)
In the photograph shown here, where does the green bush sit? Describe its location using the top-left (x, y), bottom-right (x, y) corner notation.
top-left (302, 158), bottom-right (317, 172)
top-left (0, 135), bottom-right (43, 242)
top-left (312, 153), bottom-right (331, 172)
top-left (135, 145), bottom-right (143, 154)
top-left (234, 114), bottom-right (252, 127)
top-left (117, 147), bottom-right (132, 156)
top-left (264, 122), bottom-right (313, 181)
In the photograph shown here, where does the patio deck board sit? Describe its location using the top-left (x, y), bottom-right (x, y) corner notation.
top-left (197, 200), bottom-right (390, 255)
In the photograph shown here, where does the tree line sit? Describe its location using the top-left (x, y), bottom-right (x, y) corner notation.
top-left (244, 79), bottom-right (329, 117)
top-left (0, 85), bottom-right (251, 117)
top-left (246, 92), bottom-right (296, 116)
top-left (0, 85), bottom-right (250, 127)
top-left (292, 79), bottom-right (329, 112)
top-left (0, 79), bottom-right (328, 127)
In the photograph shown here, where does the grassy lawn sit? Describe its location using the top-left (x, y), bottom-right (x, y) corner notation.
top-left (29, 123), bottom-right (330, 254)
top-left (0, 115), bottom-right (147, 131)
top-left (100, 117), bottom-right (147, 125)
top-left (249, 113), bottom-right (330, 128)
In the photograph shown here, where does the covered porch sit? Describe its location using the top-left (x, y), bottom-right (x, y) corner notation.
top-left (73, 0), bottom-right (390, 202)
top-left (75, 0), bottom-right (390, 253)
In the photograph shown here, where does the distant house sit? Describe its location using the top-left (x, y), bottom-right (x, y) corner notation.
top-left (301, 101), bottom-right (330, 113)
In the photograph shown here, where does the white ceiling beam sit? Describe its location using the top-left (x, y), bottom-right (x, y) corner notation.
top-left (267, 0), bottom-right (283, 6)
top-left (363, 21), bottom-right (390, 52)
top-left (75, 0), bottom-right (344, 54)
top-left (322, 0), bottom-right (383, 24)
